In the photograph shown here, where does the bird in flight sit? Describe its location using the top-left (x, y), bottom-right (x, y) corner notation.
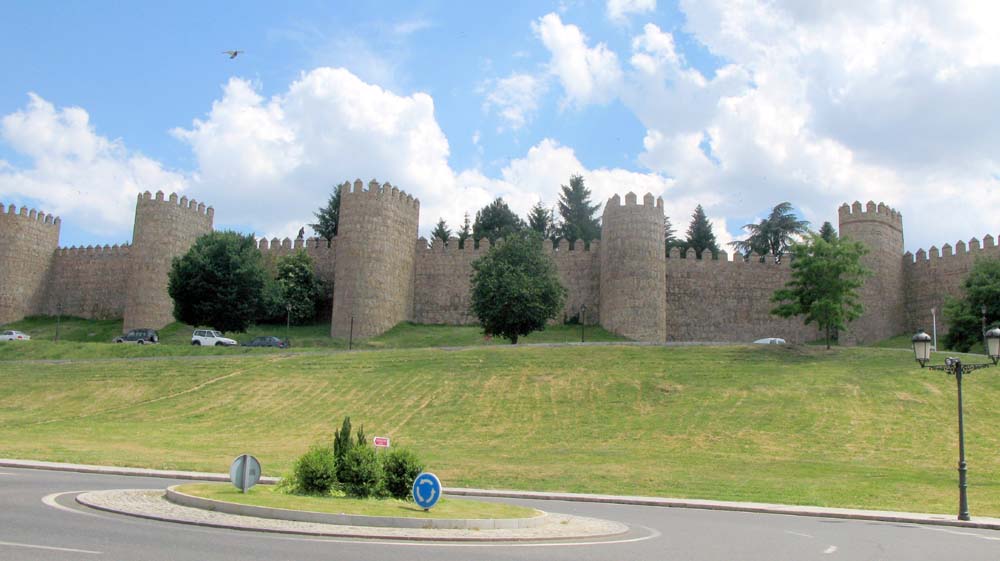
top-left (223, 50), bottom-right (244, 59)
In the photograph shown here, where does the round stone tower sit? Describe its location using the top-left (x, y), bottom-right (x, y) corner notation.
top-left (123, 191), bottom-right (213, 331)
top-left (838, 200), bottom-right (905, 345)
top-left (0, 203), bottom-right (60, 325)
top-left (599, 192), bottom-right (666, 342)
top-left (331, 179), bottom-right (420, 340)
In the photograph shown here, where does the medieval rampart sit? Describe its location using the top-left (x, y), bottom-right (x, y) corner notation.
top-left (904, 235), bottom-right (1000, 335)
top-left (664, 249), bottom-right (822, 343)
top-left (257, 237), bottom-right (338, 288)
top-left (0, 203), bottom-right (60, 325)
top-left (41, 244), bottom-right (132, 319)
top-left (123, 191), bottom-right (213, 331)
top-left (331, 179), bottom-right (419, 339)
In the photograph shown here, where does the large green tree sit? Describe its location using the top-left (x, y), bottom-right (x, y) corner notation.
top-left (944, 258), bottom-right (1000, 353)
top-left (470, 232), bottom-right (567, 344)
top-left (684, 205), bottom-right (720, 259)
top-left (557, 175), bottom-right (601, 245)
top-left (730, 202), bottom-right (810, 262)
top-left (311, 183), bottom-right (344, 242)
top-left (168, 231), bottom-right (269, 333)
top-left (473, 197), bottom-right (524, 244)
top-left (818, 221), bottom-right (837, 242)
top-left (664, 215), bottom-right (681, 254)
top-left (528, 202), bottom-right (557, 242)
top-left (771, 233), bottom-right (870, 349)
top-left (457, 212), bottom-right (472, 249)
top-left (275, 251), bottom-right (326, 325)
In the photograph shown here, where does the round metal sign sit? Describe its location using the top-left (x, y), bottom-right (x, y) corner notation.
top-left (412, 472), bottom-right (442, 510)
top-left (230, 454), bottom-right (262, 493)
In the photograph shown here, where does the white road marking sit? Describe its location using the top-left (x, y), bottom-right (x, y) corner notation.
top-left (785, 530), bottom-right (813, 538)
top-left (0, 471), bottom-right (15, 475)
top-left (921, 526), bottom-right (1000, 542)
top-left (0, 540), bottom-right (101, 554)
top-left (42, 491), bottom-right (106, 519)
top-left (824, 545), bottom-right (837, 554)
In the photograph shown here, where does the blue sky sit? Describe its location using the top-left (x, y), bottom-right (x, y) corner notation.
top-left (2, 1), bottom-right (999, 253)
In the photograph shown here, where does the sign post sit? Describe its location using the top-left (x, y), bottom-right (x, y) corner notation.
top-left (229, 454), bottom-right (262, 493)
top-left (373, 436), bottom-right (390, 450)
top-left (412, 472), bottom-right (442, 511)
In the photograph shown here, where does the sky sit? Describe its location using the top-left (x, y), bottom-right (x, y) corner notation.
top-left (1, 0), bottom-right (999, 254)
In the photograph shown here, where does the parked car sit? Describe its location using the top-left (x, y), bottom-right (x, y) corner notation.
top-left (0, 330), bottom-right (31, 341)
top-left (114, 328), bottom-right (158, 344)
top-left (242, 336), bottom-right (290, 348)
top-left (753, 337), bottom-right (787, 345)
top-left (192, 329), bottom-right (237, 346)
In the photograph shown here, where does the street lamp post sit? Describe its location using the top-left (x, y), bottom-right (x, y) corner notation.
top-left (911, 328), bottom-right (1000, 521)
top-left (580, 305), bottom-right (586, 343)
top-left (285, 303), bottom-right (291, 346)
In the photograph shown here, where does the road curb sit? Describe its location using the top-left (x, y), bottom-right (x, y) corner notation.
top-left (6, 458), bottom-right (999, 531)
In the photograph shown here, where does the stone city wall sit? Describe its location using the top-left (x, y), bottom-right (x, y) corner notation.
top-left (664, 249), bottom-right (822, 343)
top-left (904, 235), bottom-right (1000, 336)
top-left (411, 237), bottom-right (600, 326)
top-left (257, 237), bottom-right (338, 288)
top-left (41, 244), bottom-right (132, 319)
top-left (0, 203), bottom-right (60, 325)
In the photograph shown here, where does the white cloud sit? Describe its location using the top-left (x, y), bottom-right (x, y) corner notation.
top-left (0, 93), bottom-right (187, 236)
top-left (533, 13), bottom-right (623, 108)
top-left (607, 0), bottom-right (656, 23)
top-left (482, 73), bottom-right (548, 130)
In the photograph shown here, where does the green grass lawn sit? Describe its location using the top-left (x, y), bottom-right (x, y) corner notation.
top-left (1, 343), bottom-right (999, 516)
top-left (0, 317), bottom-right (625, 360)
top-left (176, 483), bottom-right (539, 519)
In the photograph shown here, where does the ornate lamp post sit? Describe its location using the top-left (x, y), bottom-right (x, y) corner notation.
top-left (911, 327), bottom-right (1000, 521)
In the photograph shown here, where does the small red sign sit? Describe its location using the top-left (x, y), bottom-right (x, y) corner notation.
top-left (373, 436), bottom-right (390, 448)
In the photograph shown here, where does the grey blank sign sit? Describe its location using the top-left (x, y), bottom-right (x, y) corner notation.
top-left (230, 454), bottom-right (261, 492)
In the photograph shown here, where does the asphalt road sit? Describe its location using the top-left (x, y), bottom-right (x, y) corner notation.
top-left (1, 467), bottom-right (998, 560)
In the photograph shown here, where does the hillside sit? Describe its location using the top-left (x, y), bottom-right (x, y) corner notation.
top-left (2, 344), bottom-right (999, 516)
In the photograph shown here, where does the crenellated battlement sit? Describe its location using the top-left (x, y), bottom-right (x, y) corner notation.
top-left (838, 200), bottom-right (902, 232)
top-left (415, 236), bottom-right (599, 254)
top-left (138, 191), bottom-right (215, 219)
top-left (1, 202), bottom-right (61, 227)
top-left (56, 243), bottom-right (131, 257)
top-left (603, 192), bottom-right (663, 217)
top-left (340, 178), bottom-right (419, 210)
top-left (256, 236), bottom-right (335, 252)
top-left (905, 233), bottom-right (1000, 265)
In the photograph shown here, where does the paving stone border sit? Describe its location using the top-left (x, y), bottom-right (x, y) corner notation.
top-left (77, 489), bottom-right (630, 542)
top-left (165, 485), bottom-right (548, 530)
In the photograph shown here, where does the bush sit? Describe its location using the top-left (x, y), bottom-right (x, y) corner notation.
top-left (292, 445), bottom-right (338, 495)
top-left (381, 448), bottom-right (425, 500)
top-left (339, 445), bottom-right (385, 498)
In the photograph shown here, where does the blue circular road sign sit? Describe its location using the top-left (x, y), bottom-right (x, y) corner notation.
top-left (412, 472), bottom-right (442, 510)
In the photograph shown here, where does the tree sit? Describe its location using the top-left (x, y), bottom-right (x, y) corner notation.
top-left (311, 183), bottom-right (344, 243)
top-left (684, 205), bottom-right (720, 259)
top-left (664, 215), bottom-right (681, 254)
top-left (168, 231), bottom-right (269, 333)
top-left (457, 212), bottom-right (472, 249)
top-left (473, 197), bottom-right (524, 244)
top-left (333, 416), bottom-right (353, 463)
top-left (944, 258), bottom-right (1000, 352)
top-left (819, 221), bottom-right (837, 242)
top-left (275, 251), bottom-right (325, 325)
top-left (431, 218), bottom-right (451, 244)
top-left (557, 175), bottom-right (602, 245)
top-left (771, 233), bottom-right (871, 349)
top-left (729, 202), bottom-right (810, 262)
top-left (470, 232), bottom-right (567, 344)
top-left (528, 202), bottom-right (557, 241)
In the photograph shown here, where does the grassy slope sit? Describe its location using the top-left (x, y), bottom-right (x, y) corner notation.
top-left (0, 317), bottom-right (624, 360)
top-left (1, 344), bottom-right (999, 516)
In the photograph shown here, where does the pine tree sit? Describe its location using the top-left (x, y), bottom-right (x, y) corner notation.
top-left (431, 218), bottom-right (451, 244)
top-left (684, 205), bottom-right (720, 259)
top-left (557, 175), bottom-right (602, 245)
top-left (664, 215), bottom-right (679, 254)
top-left (457, 212), bottom-right (472, 249)
top-left (729, 202), bottom-right (810, 262)
top-left (473, 197), bottom-right (524, 244)
top-left (819, 221), bottom-right (837, 242)
top-left (528, 202), bottom-right (556, 241)
top-left (311, 183), bottom-right (343, 243)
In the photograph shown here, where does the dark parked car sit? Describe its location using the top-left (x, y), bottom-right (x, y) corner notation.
top-left (114, 328), bottom-right (159, 344)
top-left (242, 336), bottom-right (290, 348)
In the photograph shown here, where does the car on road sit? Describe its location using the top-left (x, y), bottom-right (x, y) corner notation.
top-left (0, 330), bottom-right (31, 341)
top-left (192, 329), bottom-right (238, 346)
top-left (114, 328), bottom-right (158, 344)
top-left (242, 336), bottom-right (290, 348)
top-left (753, 337), bottom-right (787, 345)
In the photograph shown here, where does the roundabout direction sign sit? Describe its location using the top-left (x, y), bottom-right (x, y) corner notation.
top-left (230, 454), bottom-right (262, 493)
top-left (412, 472), bottom-right (442, 510)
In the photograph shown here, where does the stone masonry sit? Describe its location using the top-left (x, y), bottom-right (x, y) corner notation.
top-left (0, 180), bottom-right (989, 343)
